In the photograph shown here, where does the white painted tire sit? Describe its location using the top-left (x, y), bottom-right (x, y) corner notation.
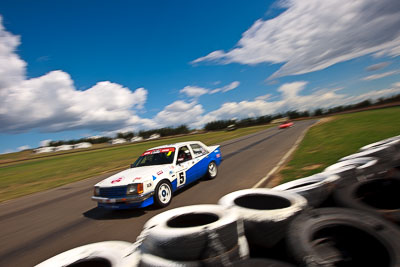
top-left (324, 157), bottom-right (386, 180)
top-left (140, 204), bottom-right (243, 261)
top-left (35, 241), bottom-right (138, 267)
top-left (273, 173), bottom-right (340, 207)
top-left (339, 145), bottom-right (395, 163)
top-left (140, 236), bottom-right (248, 267)
top-left (360, 135), bottom-right (400, 151)
top-left (218, 189), bottom-right (307, 248)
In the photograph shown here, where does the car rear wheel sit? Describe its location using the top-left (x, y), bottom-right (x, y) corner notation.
top-left (207, 162), bottom-right (218, 179)
top-left (154, 180), bottom-right (172, 208)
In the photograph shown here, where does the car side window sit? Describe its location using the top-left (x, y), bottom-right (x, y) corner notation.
top-left (190, 144), bottom-right (208, 157)
top-left (177, 146), bottom-right (192, 163)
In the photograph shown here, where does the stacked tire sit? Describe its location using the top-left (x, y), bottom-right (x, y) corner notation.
top-left (138, 205), bottom-right (249, 267)
top-left (36, 135), bottom-right (400, 267)
top-left (35, 241), bottom-right (140, 267)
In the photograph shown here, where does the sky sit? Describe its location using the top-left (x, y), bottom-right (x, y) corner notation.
top-left (0, 0), bottom-right (400, 154)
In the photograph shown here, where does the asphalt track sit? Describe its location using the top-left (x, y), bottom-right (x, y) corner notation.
top-left (0, 120), bottom-right (316, 266)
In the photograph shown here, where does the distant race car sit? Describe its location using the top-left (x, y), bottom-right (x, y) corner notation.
top-left (279, 121), bottom-right (294, 129)
top-left (92, 141), bottom-right (222, 209)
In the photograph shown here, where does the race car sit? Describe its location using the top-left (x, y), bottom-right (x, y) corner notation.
top-left (279, 121), bottom-right (294, 129)
top-left (92, 141), bottom-right (222, 209)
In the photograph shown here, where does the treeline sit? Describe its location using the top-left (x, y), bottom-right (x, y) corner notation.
top-left (47, 125), bottom-right (190, 147)
top-left (46, 93), bottom-right (400, 146)
top-left (205, 94), bottom-right (400, 131)
top-left (117, 125), bottom-right (190, 139)
top-left (49, 137), bottom-right (112, 147)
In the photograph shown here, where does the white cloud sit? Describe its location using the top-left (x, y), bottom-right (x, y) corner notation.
top-left (0, 17), bottom-right (148, 134)
top-left (18, 145), bottom-right (30, 151)
top-left (362, 70), bottom-right (398, 81)
top-left (153, 101), bottom-right (204, 126)
top-left (180, 81), bottom-right (240, 98)
top-left (40, 139), bottom-right (52, 147)
top-left (192, 0), bottom-right (400, 79)
top-left (180, 86), bottom-right (209, 98)
top-left (366, 62), bottom-right (391, 71)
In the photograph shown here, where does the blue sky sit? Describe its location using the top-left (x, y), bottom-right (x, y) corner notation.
top-left (1, 0), bottom-right (400, 154)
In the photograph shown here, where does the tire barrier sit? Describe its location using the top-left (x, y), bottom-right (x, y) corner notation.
top-left (333, 175), bottom-right (400, 224)
top-left (324, 157), bottom-right (385, 181)
top-left (360, 135), bottom-right (400, 151)
top-left (287, 208), bottom-right (400, 267)
top-left (139, 204), bottom-right (248, 265)
top-left (37, 134), bottom-right (400, 266)
top-left (218, 188), bottom-right (307, 248)
top-left (272, 173), bottom-right (340, 207)
top-left (231, 258), bottom-right (296, 267)
top-left (35, 241), bottom-right (139, 267)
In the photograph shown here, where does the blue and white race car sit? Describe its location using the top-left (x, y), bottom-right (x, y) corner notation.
top-left (92, 141), bottom-right (222, 209)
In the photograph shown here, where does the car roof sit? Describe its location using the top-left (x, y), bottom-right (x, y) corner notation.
top-left (147, 141), bottom-right (204, 151)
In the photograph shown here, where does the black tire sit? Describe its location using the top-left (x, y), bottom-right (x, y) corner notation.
top-left (231, 258), bottom-right (296, 267)
top-left (154, 180), bottom-right (172, 208)
top-left (273, 173), bottom-right (340, 208)
top-left (287, 208), bottom-right (400, 266)
top-left (206, 161), bottom-right (218, 179)
top-left (333, 176), bottom-right (400, 224)
top-left (140, 204), bottom-right (241, 261)
top-left (218, 188), bottom-right (307, 248)
top-left (35, 241), bottom-right (137, 267)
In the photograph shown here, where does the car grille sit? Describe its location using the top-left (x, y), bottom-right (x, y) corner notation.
top-left (99, 186), bottom-right (127, 198)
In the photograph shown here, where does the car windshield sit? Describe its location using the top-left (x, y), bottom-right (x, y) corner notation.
top-left (131, 147), bottom-right (175, 167)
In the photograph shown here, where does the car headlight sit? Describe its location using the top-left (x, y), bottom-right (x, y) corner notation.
top-left (94, 186), bottom-right (100, 196)
top-left (127, 183), bottom-right (144, 195)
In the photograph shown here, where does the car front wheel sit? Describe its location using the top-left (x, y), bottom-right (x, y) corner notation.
top-left (207, 161), bottom-right (218, 179)
top-left (154, 181), bottom-right (172, 208)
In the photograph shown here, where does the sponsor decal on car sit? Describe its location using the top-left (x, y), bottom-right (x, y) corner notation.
top-left (111, 177), bottom-right (123, 184)
top-left (141, 147), bottom-right (175, 156)
top-left (157, 170), bottom-right (163, 175)
top-left (216, 153), bottom-right (221, 158)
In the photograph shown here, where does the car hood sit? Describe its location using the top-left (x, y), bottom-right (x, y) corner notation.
top-left (95, 165), bottom-right (170, 187)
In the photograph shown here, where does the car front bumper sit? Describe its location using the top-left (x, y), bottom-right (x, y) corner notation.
top-left (91, 191), bottom-right (154, 204)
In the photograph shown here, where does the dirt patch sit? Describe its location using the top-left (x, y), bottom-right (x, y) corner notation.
top-left (265, 172), bottom-right (284, 188)
top-left (301, 164), bottom-right (322, 171)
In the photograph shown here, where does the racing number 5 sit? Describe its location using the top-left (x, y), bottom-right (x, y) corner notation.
top-left (177, 171), bottom-right (186, 187)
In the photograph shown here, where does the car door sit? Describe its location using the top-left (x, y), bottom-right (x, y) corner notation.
top-left (189, 143), bottom-right (209, 179)
top-left (174, 145), bottom-right (196, 187)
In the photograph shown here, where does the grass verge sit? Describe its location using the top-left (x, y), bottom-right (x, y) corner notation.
top-left (0, 124), bottom-right (273, 202)
top-left (279, 106), bottom-right (400, 184)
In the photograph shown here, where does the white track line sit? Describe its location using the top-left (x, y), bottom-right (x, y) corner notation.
top-left (252, 124), bottom-right (313, 188)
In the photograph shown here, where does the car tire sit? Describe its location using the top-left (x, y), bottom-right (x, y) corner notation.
top-left (333, 176), bottom-right (400, 224)
top-left (287, 208), bottom-right (400, 266)
top-left (206, 161), bottom-right (218, 179)
top-left (140, 204), bottom-right (243, 262)
top-left (273, 173), bottom-right (340, 208)
top-left (154, 180), bottom-right (172, 208)
top-left (218, 188), bottom-right (307, 248)
top-left (35, 241), bottom-right (137, 267)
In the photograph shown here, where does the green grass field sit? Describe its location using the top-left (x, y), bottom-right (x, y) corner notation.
top-left (279, 107), bottom-right (400, 184)
top-left (0, 124), bottom-right (273, 202)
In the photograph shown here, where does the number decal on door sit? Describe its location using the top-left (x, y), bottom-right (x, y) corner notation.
top-left (177, 171), bottom-right (186, 187)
